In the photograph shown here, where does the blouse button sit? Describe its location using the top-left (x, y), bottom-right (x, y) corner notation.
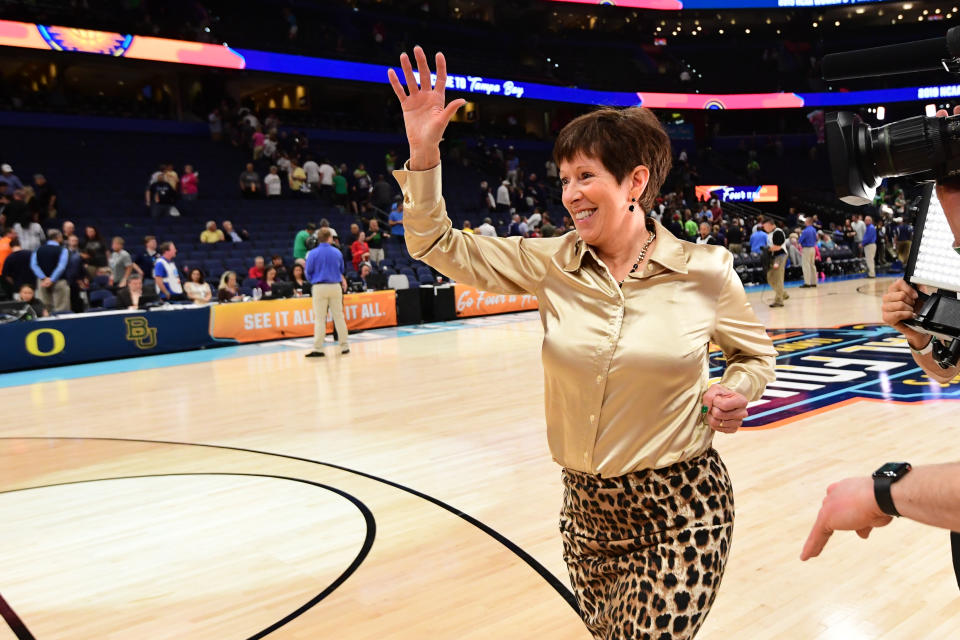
top-left (647, 263), bottom-right (655, 271)
top-left (589, 414), bottom-right (596, 423)
top-left (596, 375), bottom-right (602, 384)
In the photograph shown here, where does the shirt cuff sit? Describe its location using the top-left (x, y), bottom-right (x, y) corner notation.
top-left (720, 371), bottom-right (757, 403)
top-left (392, 160), bottom-right (442, 211)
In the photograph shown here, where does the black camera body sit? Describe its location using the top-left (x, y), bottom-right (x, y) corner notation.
top-left (823, 25), bottom-right (960, 205)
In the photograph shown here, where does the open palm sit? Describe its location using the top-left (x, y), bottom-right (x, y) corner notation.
top-left (388, 47), bottom-right (466, 154)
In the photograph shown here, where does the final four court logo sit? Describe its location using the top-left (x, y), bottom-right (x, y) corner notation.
top-left (712, 324), bottom-right (960, 429)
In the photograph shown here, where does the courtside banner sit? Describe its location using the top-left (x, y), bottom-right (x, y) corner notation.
top-left (210, 291), bottom-right (397, 343)
top-left (454, 285), bottom-right (539, 318)
top-left (0, 306), bottom-right (214, 373)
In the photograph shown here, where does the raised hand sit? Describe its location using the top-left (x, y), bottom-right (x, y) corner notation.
top-left (387, 46), bottom-right (466, 171)
top-left (881, 279), bottom-right (927, 348)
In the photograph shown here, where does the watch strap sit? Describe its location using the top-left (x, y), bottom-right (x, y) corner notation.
top-left (910, 336), bottom-right (935, 356)
top-left (874, 474), bottom-right (901, 517)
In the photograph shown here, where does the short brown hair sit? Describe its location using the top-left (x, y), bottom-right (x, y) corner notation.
top-left (553, 107), bottom-right (672, 213)
top-left (317, 228), bottom-right (332, 243)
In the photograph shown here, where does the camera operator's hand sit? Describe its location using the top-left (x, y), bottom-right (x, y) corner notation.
top-left (881, 279), bottom-right (928, 349)
top-left (800, 476), bottom-right (893, 560)
top-left (935, 107), bottom-right (960, 244)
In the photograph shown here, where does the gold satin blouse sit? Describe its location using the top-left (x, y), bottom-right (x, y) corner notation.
top-left (394, 163), bottom-right (777, 477)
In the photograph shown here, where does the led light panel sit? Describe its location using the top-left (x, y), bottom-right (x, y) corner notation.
top-left (910, 190), bottom-right (960, 292)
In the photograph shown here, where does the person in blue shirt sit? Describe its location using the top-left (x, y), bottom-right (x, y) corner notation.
top-left (861, 214), bottom-right (877, 278)
top-left (798, 216), bottom-right (819, 287)
top-left (749, 225), bottom-right (769, 254)
top-left (30, 229), bottom-right (70, 312)
top-left (304, 227), bottom-right (349, 358)
top-left (388, 200), bottom-right (404, 244)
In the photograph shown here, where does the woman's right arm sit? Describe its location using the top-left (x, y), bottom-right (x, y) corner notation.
top-left (388, 47), bottom-right (557, 294)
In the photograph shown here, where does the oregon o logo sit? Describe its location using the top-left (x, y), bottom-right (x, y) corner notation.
top-left (25, 328), bottom-right (66, 357)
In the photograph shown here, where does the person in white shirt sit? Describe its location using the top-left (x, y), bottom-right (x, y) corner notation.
top-left (852, 214), bottom-right (866, 243)
top-left (476, 217), bottom-right (497, 237)
top-left (496, 180), bottom-right (511, 214)
top-left (302, 157), bottom-right (321, 192)
top-left (264, 166), bottom-right (282, 198)
top-left (318, 159), bottom-right (335, 203)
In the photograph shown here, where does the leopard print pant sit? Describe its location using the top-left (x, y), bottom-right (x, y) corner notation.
top-left (560, 448), bottom-right (734, 640)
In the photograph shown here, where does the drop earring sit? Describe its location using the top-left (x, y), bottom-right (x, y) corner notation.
top-left (628, 197), bottom-right (636, 213)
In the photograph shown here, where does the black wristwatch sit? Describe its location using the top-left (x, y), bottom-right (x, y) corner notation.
top-left (873, 462), bottom-right (912, 517)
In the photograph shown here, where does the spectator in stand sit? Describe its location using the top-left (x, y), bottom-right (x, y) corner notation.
top-left (153, 241), bottom-right (184, 301)
top-left (540, 215), bottom-right (557, 238)
top-left (200, 221), bottom-right (225, 244)
top-left (17, 283), bottom-right (47, 317)
top-left (750, 223), bottom-right (770, 254)
top-left (1, 238), bottom-right (31, 297)
top-left (217, 271), bottom-right (242, 303)
top-left (259, 266), bottom-right (278, 298)
top-left (862, 215), bottom-right (878, 278)
top-left (351, 232), bottom-right (370, 271)
top-left (371, 174), bottom-right (393, 214)
top-left (385, 150), bottom-right (398, 174)
top-left (264, 166), bottom-right (282, 198)
top-left (31, 174), bottom-right (57, 218)
top-left (895, 217), bottom-right (913, 266)
top-left (263, 132), bottom-right (278, 161)
top-left (527, 207), bottom-right (543, 230)
top-left (147, 174), bottom-right (178, 218)
top-left (304, 228), bottom-right (349, 358)
top-left (222, 220), bottom-right (248, 243)
top-left (162, 164), bottom-right (179, 190)
top-left (479, 180), bottom-right (494, 213)
top-left (135, 236), bottom-right (159, 281)
top-left (248, 256), bottom-right (266, 281)
top-left (367, 219), bottom-right (385, 264)
top-left (319, 159), bottom-right (336, 200)
top-left (667, 213), bottom-right (685, 239)
top-left (303, 155), bottom-right (321, 194)
top-left (843, 219), bottom-right (858, 249)
top-left (818, 232), bottom-right (836, 251)
top-left (80, 226), bottom-right (108, 279)
top-left (0, 228), bottom-right (14, 273)
top-left (31, 229), bottom-right (69, 313)
top-left (496, 180), bottom-right (511, 215)
top-left (477, 217), bottom-right (497, 237)
top-left (388, 200), bottom-right (404, 243)
top-left (786, 233), bottom-right (802, 269)
top-left (180, 164), bottom-right (199, 201)
top-left (116, 272), bottom-right (156, 310)
top-left (508, 214), bottom-right (528, 237)
top-left (291, 263), bottom-right (310, 296)
top-left (683, 211), bottom-right (698, 240)
top-left (333, 167), bottom-right (349, 211)
top-left (799, 216), bottom-right (819, 288)
top-left (696, 222), bottom-right (720, 245)
top-left (727, 218), bottom-right (744, 254)
top-left (252, 126), bottom-right (265, 159)
top-left (270, 255), bottom-right (290, 281)
top-left (14, 210), bottom-right (43, 252)
top-left (294, 223), bottom-right (317, 261)
top-left (184, 268), bottom-right (212, 304)
top-left (108, 237), bottom-right (141, 288)
top-left (0, 164), bottom-right (24, 191)
top-left (348, 223), bottom-right (361, 245)
top-left (462, 220), bottom-right (474, 234)
top-left (852, 214), bottom-right (866, 248)
top-left (239, 162), bottom-right (261, 198)
top-left (208, 108), bottom-right (222, 141)
top-left (290, 262), bottom-right (310, 298)
top-left (288, 159), bottom-right (307, 196)
top-left (62, 220), bottom-right (75, 240)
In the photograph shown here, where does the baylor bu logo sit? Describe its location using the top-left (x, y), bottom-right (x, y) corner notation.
top-left (124, 317), bottom-right (157, 350)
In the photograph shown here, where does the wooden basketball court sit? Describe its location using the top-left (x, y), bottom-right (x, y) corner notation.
top-left (2, 276), bottom-right (959, 639)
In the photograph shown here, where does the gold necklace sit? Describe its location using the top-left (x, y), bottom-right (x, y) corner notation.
top-left (618, 219), bottom-right (657, 288)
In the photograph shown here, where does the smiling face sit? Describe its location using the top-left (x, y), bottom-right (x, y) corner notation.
top-left (559, 153), bottom-right (648, 248)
